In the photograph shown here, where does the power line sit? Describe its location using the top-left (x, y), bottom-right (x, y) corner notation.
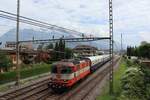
top-left (0, 10), bottom-right (85, 36)
top-left (0, 14), bottom-right (61, 30)
top-left (0, 13), bottom-right (83, 37)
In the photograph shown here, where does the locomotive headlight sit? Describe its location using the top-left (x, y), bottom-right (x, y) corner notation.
top-left (63, 79), bottom-right (68, 82)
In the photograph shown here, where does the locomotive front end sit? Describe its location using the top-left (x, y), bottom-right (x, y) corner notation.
top-left (48, 62), bottom-right (75, 92)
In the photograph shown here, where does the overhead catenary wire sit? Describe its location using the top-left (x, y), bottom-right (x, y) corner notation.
top-left (0, 14), bottom-right (64, 31)
top-left (0, 10), bottom-right (85, 36)
top-left (0, 13), bottom-right (77, 36)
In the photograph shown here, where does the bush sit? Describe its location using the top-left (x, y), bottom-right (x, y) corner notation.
top-left (126, 59), bottom-right (133, 67)
top-left (146, 84), bottom-right (150, 99)
top-left (120, 67), bottom-right (146, 100)
top-left (140, 64), bottom-right (150, 99)
top-left (0, 52), bottom-right (13, 72)
top-left (0, 63), bottom-right (51, 84)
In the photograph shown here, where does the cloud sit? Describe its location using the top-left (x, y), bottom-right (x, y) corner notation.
top-left (113, 0), bottom-right (150, 45)
top-left (0, 0), bottom-right (109, 36)
top-left (139, 32), bottom-right (150, 42)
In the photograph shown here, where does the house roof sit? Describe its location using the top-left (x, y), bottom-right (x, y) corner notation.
top-left (73, 45), bottom-right (98, 50)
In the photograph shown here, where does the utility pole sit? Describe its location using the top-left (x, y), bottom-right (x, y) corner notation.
top-left (121, 33), bottom-right (123, 54)
top-left (109, 0), bottom-right (114, 95)
top-left (16, 0), bottom-right (20, 86)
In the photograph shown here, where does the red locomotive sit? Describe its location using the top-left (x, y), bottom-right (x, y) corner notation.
top-left (48, 55), bottom-right (110, 92)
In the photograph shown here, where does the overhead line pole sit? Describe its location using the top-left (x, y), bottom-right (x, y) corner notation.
top-left (121, 33), bottom-right (123, 54)
top-left (109, 0), bottom-right (114, 94)
top-left (18, 37), bottom-right (110, 43)
top-left (16, 0), bottom-right (20, 86)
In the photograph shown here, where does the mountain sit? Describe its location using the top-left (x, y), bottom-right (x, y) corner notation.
top-left (0, 28), bottom-right (121, 50)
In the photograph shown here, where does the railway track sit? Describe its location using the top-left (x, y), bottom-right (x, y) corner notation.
top-left (0, 76), bottom-right (51, 100)
top-left (0, 57), bottom-right (120, 100)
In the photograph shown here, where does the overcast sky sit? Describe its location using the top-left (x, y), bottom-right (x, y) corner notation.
top-left (0, 0), bottom-right (150, 46)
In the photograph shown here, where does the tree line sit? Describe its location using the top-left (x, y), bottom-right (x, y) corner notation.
top-left (37, 39), bottom-right (73, 62)
top-left (0, 39), bottom-right (73, 73)
top-left (52, 39), bottom-right (73, 61)
top-left (127, 41), bottom-right (150, 59)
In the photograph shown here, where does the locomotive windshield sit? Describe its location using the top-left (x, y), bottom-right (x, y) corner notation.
top-left (51, 65), bottom-right (72, 74)
top-left (61, 67), bottom-right (72, 74)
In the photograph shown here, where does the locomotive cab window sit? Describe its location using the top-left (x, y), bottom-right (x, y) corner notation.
top-left (51, 65), bottom-right (72, 74)
top-left (61, 67), bottom-right (72, 74)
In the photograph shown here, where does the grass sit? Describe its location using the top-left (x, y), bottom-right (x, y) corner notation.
top-left (96, 58), bottom-right (128, 100)
top-left (0, 63), bottom-right (51, 85)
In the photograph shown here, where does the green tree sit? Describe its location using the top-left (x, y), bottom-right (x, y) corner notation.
top-left (45, 43), bottom-right (53, 50)
top-left (58, 39), bottom-right (64, 59)
top-left (0, 52), bottom-right (13, 72)
top-left (140, 64), bottom-right (150, 99)
top-left (138, 43), bottom-right (150, 59)
top-left (52, 39), bottom-right (72, 60)
top-left (127, 42), bottom-right (150, 59)
top-left (130, 47), bottom-right (135, 56)
top-left (53, 42), bottom-right (59, 61)
top-left (127, 46), bottom-right (132, 58)
top-left (65, 48), bottom-right (73, 59)
top-left (134, 46), bottom-right (139, 57)
top-left (63, 40), bottom-right (65, 51)
top-left (61, 40), bottom-right (65, 58)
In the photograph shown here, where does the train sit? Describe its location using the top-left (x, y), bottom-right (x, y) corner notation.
top-left (48, 55), bottom-right (110, 92)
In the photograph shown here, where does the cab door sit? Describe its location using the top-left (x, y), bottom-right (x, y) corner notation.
top-left (74, 64), bottom-right (80, 81)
